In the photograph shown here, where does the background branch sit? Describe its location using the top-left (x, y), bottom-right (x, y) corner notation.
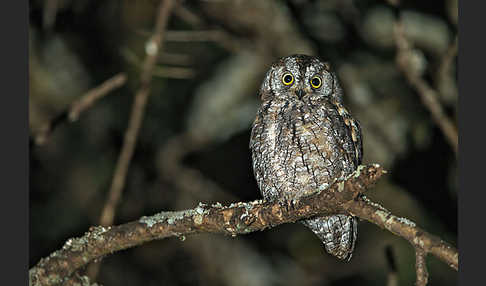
top-left (99, 0), bottom-right (175, 229)
top-left (415, 247), bottom-right (429, 286)
top-left (91, 0), bottom-right (176, 280)
top-left (436, 36), bottom-right (459, 102)
top-left (29, 164), bottom-right (457, 286)
top-left (31, 72), bottom-right (127, 146)
top-left (385, 245), bottom-right (398, 286)
top-left (394, 21), bottom-right (458, 155)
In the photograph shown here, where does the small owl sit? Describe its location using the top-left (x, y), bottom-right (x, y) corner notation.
top-left (250, 54), bottom-right (363, 261)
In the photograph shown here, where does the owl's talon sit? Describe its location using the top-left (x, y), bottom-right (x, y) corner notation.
top-left (278, 199), bottom-right (290, 212)
top-left (290, 199), bottom-right (298, 210)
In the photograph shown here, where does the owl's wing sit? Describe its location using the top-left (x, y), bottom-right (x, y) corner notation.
top-left (331, 73), bottom-right (363, 166)
top-left (334, 102), bottom-right (363, 167)
top-left (249, 108), bottom-right (267, 198)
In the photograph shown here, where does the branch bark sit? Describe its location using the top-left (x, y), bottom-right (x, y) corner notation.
top-left (29, 164), bottom-right (458, 286)
top-left (343, 195), bottom-right (458, 271)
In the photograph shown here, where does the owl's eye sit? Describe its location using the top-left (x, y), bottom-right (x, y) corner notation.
top-left (282, 73), bottom-right (294, 86)
top-left (310, 76), bottom-right (322, 89)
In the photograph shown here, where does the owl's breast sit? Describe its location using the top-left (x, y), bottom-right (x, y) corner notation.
top-left (250, 101), bottom-right (357, 201)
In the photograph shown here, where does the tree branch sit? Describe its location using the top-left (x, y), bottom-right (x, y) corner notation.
top-left (29, 164), bottom-right (458, 286)
top-left (344, 195), bottom-right (458, 271)
top-left (436, 36), bottom-right (458, 102)
top-left (32, 73), bottom-right (127, 146)
top-left (171, 4), bottom-right (245, 52)
top-left (394, 21), bottom-right (458, 155)
top-left (99, 0), bottom-right (175, 228)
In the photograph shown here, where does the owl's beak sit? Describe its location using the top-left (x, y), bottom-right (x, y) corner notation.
top-left (296, 89), bottom-right (306, 99)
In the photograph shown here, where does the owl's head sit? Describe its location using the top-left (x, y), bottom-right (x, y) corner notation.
top-left (259, 54), bottom-right (343, 104)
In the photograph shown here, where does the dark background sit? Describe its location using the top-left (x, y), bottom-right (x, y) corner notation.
top-left (29, 0), bottom-right (458, 285)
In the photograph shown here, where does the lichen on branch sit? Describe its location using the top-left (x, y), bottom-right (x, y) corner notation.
top-left (29, 164), bottom-right (457, 286)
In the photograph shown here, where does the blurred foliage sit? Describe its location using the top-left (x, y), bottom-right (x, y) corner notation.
top-left (29, 0), bottom-right (457, 285)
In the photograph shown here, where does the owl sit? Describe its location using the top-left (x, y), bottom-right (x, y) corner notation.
top-left (250, 54), bottom-right (363, 261)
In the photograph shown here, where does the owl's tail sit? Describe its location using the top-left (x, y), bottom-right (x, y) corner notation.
top-left (301, 215), bottom-right (358, 261)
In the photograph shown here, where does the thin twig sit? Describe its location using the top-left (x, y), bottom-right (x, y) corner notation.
top-left (43, 0), bottom-right (58, 30)
top-left (165, 30), bottom-right (227, 42)
top-left (29, 164), bottom-right (458, 286)
top-left (385, 245), bottom-right (399, 286)
top-left (436, 37), bottom-right (458, 102)
top-left (394, 21), bottom-right (458, 155)
top-left (415, 247), bottom-right (429, 286)
top-left (69, 73), bottom-right (128, 121)
top-left (173, 3), bottom-right (205, 27)
top-left (158, 52), bottom-right (193, 66)
top-left (171, 4), bottom-right (244, 52)
top-left (99, 0), bottom-right (175, 228)
top-left (32, 73), bottom-right (127, 146)
top-left (384, 0), bottom-right (400, 6)
top-left (121, 45), bottom-right (196, 79)
top-left (446, 0), bottom-right (458, 26)
top-left (153, 66), bottom-right (196, 79)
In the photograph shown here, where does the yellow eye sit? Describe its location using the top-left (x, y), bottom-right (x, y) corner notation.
top-left (310, 76), bottom-right (322, 89)
top-left (282, 73), bottom-right (294, 86)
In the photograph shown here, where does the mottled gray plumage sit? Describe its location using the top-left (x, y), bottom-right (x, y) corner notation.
top-left (250, 54), bottom-right (362, 261)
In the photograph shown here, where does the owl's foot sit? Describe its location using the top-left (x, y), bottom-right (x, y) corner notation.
top-left (277, 198), bottom-right (297, 213)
